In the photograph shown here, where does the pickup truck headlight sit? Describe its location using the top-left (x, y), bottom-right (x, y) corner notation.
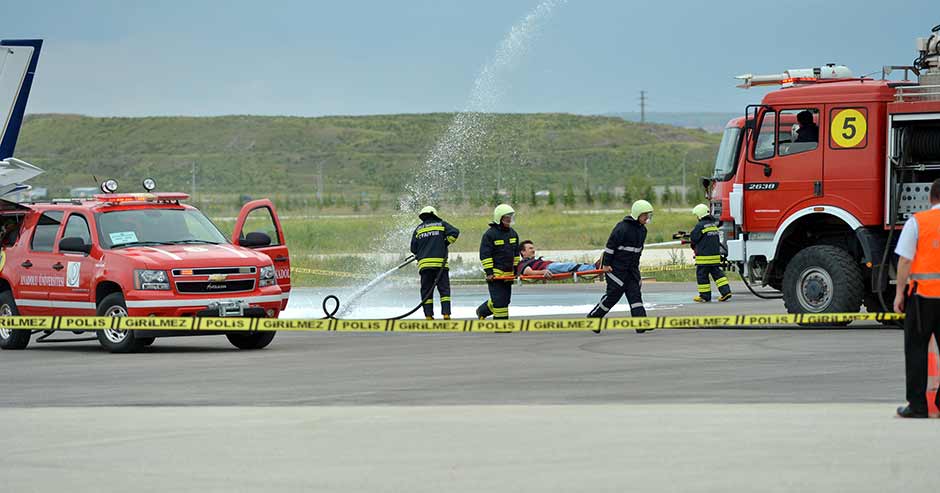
top-left (135, 269), bottom-right (170, 290)
top-left (259, 265), bottom-right (276, 287)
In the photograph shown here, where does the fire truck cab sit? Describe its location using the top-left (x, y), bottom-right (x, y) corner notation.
top-left (708, 24), bottom-right (940, 318)
top-left (0, 183), bottom-right (291, 352)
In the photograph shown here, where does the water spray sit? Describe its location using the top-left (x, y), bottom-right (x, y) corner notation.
top-left (335, 0), bottom-right (567, 317)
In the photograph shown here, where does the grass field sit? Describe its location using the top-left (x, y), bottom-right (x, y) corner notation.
top-left (213, 207), bottom-right (703, 286)
top-left (215, 207), bottom-right (696, 256)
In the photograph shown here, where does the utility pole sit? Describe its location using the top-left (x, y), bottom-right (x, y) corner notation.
top-left (191, 161), bottom-right (196, 199)
top-left (316, 161), bottom-right (324, 202)
top-left (639, 90), bottom-right (647, 124)
top-left (583, 158), bottom-right (588, 190)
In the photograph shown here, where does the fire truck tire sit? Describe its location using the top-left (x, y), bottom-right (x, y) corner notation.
top-left (0, 291), bottom-right (30, 350)
top-left (783, 245), bottom-right (863, 325)
top-left (95, 293), bottom-right (145, 353)
top-left (226, 331), bottom-right (276, 350)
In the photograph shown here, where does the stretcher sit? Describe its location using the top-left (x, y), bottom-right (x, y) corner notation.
top-left (493, 269), bottom-right (606, 284)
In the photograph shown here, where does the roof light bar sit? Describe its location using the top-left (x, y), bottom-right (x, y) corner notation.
top-left (735, 65), bottom-right (853, 89)
top-left (94, 192), bottom-right (190, 204)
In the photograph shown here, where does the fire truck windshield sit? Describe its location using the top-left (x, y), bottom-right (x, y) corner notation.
top-left (96, 208), bottom-right (228, 249)
top-left (712, 127), bottom-right (742, 181)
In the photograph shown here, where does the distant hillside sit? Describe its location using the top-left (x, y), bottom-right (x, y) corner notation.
top-left (16, 113), bottom-right (721, 196)
top-left (608, 112), bottom-right (738, 133)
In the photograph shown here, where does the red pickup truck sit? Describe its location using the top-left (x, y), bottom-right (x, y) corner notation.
top-left (0, 189), bottom-right (291, 352)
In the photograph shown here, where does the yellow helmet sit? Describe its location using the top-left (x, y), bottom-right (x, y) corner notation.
top-left (419, 206), bottom-right (438, 219)
top-left (493, 203), bottom-right (515, 223)
top-left (631, 199), bottom-right (653, 219)
top-left (692, 203), bottom-right (710, 219)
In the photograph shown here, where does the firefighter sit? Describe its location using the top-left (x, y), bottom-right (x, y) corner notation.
top-left (894, 178), bottom-right (940, 418)
top-left (588, 199), bottom-right (652, 333)
top-left (690, 203), bottom-right (732, 303)
top-left (476, 204), bottom-right (520, 320)
top-left (410, 206), bottom-right (459, 320)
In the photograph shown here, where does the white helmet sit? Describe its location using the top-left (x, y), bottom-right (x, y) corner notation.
top-left (419, 206), bottom-right (438, 219)
top-left (631, 199), bottom-right (653, 219)
top-left (692, 203), bottom-right (710, 219)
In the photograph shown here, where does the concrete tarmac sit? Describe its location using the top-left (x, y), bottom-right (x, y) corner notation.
top-left (3, 405), bottom-right (936, 493)
top-left (0, 282), bottom-right (917, 492)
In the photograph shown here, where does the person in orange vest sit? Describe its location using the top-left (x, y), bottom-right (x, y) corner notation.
top-left (894, 178), bottom-right (940, 418)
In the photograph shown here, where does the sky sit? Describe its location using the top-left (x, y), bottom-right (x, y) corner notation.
top-left (4, 0), bottom-right (934, 117)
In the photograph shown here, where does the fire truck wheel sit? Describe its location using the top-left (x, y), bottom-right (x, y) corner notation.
top-left (0, 290), bottom-right (30, 350)
top-left (783, 245), bottom-right (863, 325)
top-left (226, 331), bottom-right (276, 350)
top-left (95, 292), bottom-right (145, 353)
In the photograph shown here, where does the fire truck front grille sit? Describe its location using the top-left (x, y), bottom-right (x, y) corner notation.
top-left (176, 279), bottom-right (256, 294)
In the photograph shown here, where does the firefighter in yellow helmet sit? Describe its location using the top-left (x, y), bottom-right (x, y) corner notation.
top-left (589, 200), bottom-right (652, 333)
top-left (690, 203), bottom-right (731, 303)
top-left (476, 204), bottom-right (520, 319)
top-left (410, 206), bottom-right (459, 320)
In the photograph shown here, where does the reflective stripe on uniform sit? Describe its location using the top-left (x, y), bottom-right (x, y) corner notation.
top-left (604, 248), bottom-right (614, 255)
top-left (630, 302), bottom-right (644, 309)
top-left (695, 255), bottom-right (721, 265)
top-left (416, 226), bottom-right (445, 236)
top-left (618, 246), bottom-right (643, 253)
top-left (702, 226), bottom-right (720, 233)
top-left (494, 240), bottom-right (505, 246)
top-left (509, 238), bottom-right (517, 244)
top-left (418, 258), bottom-right (445, 269)
top-left (441, 297), bottom-right (451, 302)
top-left (606, 272), bottom-right (624, 286)
top-left (911, 273), bottom-right (940, 280)
top-left (446, 236), bottom-right (457, 244)
top-left (698, 284), bottom-right (711, 293)
top-left (715, 276), bottom-right (729, 287)
top-left (482, 258), bottom-right (494, 268)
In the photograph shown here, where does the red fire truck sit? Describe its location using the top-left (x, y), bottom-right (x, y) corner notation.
top-left (0, 180), bottom-right (291, 352)
top-left (706, 24), bottom-right (940, 318)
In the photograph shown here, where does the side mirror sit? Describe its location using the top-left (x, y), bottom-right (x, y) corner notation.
top-left (59, 236), bottom-right (91, 254)
top-left (239, 231), bottom-right (271, 248)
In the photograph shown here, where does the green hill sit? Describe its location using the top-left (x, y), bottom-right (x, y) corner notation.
top-left (16, 113), bottom-right (720, 198)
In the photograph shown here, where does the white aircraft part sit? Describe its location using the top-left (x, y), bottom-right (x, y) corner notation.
top-left (0, 157), bottom-right (43, 195)
top-left (0, 46), bottom-right (33, 148)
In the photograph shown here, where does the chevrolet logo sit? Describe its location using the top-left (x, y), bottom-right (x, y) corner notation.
top-left (207, 274), bottom-right (228, 282)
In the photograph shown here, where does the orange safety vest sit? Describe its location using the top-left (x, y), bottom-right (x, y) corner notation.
top-left (910, 208), bottom-right (940, 298)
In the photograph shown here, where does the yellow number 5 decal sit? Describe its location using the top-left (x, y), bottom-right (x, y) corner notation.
top-left (830, 108), bottom-right (868, 149)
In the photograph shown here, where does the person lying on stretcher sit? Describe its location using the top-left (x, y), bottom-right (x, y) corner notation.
top-left (517, 240), bottom-right (601, 278)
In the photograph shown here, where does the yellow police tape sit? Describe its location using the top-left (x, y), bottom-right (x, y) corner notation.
top-left (290, 263), bottom-right (695, 279)
top-left (0, 312), bottom-right (903, 334)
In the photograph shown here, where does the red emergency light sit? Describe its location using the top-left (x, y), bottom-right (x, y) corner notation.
top-left (94, 192), bottom-right (190, 204)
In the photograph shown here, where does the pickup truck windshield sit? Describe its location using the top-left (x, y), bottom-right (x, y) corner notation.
top-left (96, 208), bottom-right (228, 249)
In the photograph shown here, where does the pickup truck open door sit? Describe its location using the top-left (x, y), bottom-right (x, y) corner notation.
top-left (232, 199), bottom-right (290, 310)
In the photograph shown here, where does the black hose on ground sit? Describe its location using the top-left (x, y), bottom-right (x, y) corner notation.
top-left (738, 267), bottom-right (783, 300)
top-left (320, 253), bottom-right (449, 320)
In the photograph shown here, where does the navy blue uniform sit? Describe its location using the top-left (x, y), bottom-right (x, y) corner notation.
top-left (476, 224), bottom-right (520, 319)
top-left (588, 216), bottom-right (647, 318)
top-left (690, 215), bottom-right (730, 301)
top-left (410, 218), bottom-right (459, 317)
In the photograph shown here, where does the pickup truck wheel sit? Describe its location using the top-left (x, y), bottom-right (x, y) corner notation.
top-left (226, 331), bottom-right (276, 350)
top-left (783, 245), bottom-right (863, 326)
top-left (96, 293), bottom-right (144, 353)
top-left (0, 291), bottom-right (30, 350)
